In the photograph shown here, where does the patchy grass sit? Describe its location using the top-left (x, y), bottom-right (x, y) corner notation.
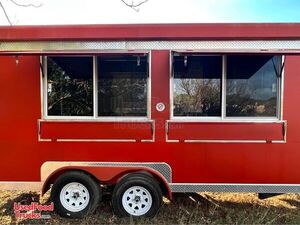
top-left (1, 191), bottom-right (300, 224)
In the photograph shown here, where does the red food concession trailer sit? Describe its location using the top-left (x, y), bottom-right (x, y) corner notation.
top-left (0, 23), bottom-right (300, 218)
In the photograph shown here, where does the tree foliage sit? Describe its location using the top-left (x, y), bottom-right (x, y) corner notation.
top-left (174, 79), bottom-right (221, 116)
top-left (0, 0), bottom-right (41, 25)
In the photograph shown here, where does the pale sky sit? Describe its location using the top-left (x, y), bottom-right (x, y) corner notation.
top-left (0, 0), bottom-right (300, 25)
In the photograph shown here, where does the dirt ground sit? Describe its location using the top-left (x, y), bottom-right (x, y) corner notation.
top-left (1, 190), bottom-right (300, 224)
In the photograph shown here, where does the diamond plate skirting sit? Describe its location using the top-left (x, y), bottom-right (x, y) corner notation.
top-left (1, 40), bottom-right (300, 53)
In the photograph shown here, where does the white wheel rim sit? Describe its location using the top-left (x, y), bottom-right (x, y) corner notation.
top-left (59, 182), bottom-right (90, 212)
top-left (122, 186), bottom-right (153, 216)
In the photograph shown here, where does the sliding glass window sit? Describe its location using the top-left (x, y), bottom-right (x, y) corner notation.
top-left (172, 53), bottom-right (282, 120)
top-left (45, 54), bottom-right (149, 119)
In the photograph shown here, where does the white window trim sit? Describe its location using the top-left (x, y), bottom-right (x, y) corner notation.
top-left (41, 53), bottom-right (151, 121)
top-left (170, 52), bottom-right (284, 122)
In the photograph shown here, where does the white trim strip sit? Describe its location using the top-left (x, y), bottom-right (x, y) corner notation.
top-left (166, 140), bottom-right (180, 143)
top-left (56, 139), bottom-right (136, 142)
top-left (0, 182), bottom-right (42, 191)
top-left (184, 140), bottom-right (267, 143)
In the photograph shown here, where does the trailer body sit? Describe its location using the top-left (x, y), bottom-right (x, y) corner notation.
top-left (1, 23), bottom-right (300, 217)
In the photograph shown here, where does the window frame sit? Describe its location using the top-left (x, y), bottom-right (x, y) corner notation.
top-left (41, 53), bottom-right (151, 121)
top-left (170, 52), bottom-right (284, 122)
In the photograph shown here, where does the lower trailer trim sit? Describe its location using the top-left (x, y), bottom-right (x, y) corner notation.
top-left (0, 182), bottom-right (43, 191)
top-left (2, 181), bottom-right (300, 194)
top-left (170, 183), bottom-right (300, 193)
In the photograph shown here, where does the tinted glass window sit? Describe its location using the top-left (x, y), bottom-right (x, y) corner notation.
top-left (173, 55), bottom-right (222, 117)
top-left (97, 55), bottom-right (148, 116)
top-left (226, 55), bottom-right (281, 117)
top-left (47, 56), bottom-right (93, 116)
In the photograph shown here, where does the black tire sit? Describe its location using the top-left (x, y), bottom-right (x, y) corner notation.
top-left (112, 173), bottom-right (162, 218)
top-left (51, 171), bottom-right (101, 218)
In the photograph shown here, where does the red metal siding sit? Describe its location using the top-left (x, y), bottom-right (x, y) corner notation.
top-left (0, 56), bottom-right (42, 181)
top-left (0, 51), bottom-right (300, 184)
top-left (151, 50), bottom-right (170, 142)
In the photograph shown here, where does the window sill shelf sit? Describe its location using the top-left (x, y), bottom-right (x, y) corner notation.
top-left (169, 118), bottom-right (282, 123)
top-left (42, 117), bottom-right (151, 123)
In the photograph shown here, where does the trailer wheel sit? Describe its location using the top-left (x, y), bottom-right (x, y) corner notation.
top-left (51, 171), bottom-right (101, 218)
top-left (112, 173), bottom-right (162, 217)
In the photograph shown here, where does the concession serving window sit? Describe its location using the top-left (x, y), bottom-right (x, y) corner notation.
top-left (40, 54), bottom-right (153, 142)
top-left (171, 53), bottom-right (283, 120)
top-left (168, 52), bottom-right (286, 143)
top-left (43, 54), bottom-right (149, 119)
